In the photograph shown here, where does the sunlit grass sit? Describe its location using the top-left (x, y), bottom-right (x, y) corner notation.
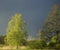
top-left (0, 46), bottom-right (33, 50)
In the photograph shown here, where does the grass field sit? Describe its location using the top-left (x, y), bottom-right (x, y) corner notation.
top-left (0, 46), bottom-right (34, 50)
top-left (0, 46), bottom-right (56, 50)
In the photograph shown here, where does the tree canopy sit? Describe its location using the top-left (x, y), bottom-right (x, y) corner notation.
top-left (5, 14), bottom-right (27, 49)
top-left (38, 4), bottom-right (60, 49)
top-left (40, 5), bottom-right (60, 41)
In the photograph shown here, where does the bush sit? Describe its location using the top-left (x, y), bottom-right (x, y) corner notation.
top-left (28, 40), bottom-right (46, 49)
top-left (0, 35), bottom-right (5, 44)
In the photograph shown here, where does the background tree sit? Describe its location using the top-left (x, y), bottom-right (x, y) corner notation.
top-left (40, 5), bottom-right (60, 42)
top-left (38, 5), bottom-right (60, 49)
top-left (5, 14), bottom-right (27, 50)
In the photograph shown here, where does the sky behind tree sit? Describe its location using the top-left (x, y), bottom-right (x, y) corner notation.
top-left (0, 0), bottom-right (60, 38)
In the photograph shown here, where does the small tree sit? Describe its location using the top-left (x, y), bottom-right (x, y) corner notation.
top-left (5, 14), bottom-right (27, 50)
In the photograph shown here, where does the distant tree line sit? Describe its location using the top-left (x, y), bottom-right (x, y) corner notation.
top-left (0, 35), bottom-right (5, 44)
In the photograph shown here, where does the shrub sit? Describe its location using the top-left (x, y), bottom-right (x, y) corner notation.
top-left (28, 40), bottom-right (46, 49)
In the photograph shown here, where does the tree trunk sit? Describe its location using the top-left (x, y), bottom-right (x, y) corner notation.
top-left (16, 44), bottom-right (18, 50)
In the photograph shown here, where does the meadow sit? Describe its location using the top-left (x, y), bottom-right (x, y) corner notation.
top-left (0, 46), bottom-right (56, 50)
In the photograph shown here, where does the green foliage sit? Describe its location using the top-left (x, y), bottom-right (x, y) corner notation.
top-left (5, 14), bottom-right (27, 49)
top-left (40, 4), bottom-right (60, 42)
top-left (28, 39), bottom-right (46, 49)
top-left (51, 35), bottom-right (57, 43)
top-left (38, 4), bottom-right (60, 49)
top-left (47, 35), bottom-right (60, 49)
top-left (0, 35), bottom-right (5, 44)
top-left (47, 41), bottom-right (60, 50)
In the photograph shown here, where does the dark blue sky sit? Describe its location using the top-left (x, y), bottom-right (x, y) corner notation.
top-left (0, 0), bottom-right (60, 38)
